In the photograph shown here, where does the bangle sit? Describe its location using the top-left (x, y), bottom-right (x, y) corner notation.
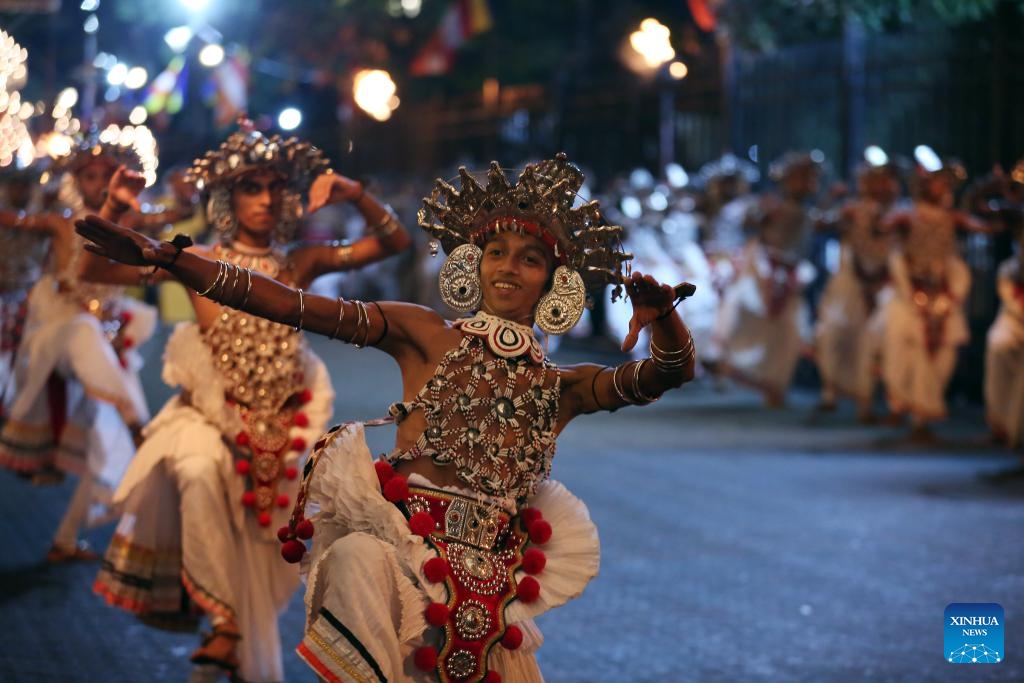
top-left (630, 359), bottom-right (661, 404)
top-left (238, 267), bottom-right (253, 309)
top-left (329, 297), bottom-right (347, 340)
top-left (197, 260), bottom-right (226, 297)
top-left (368, 206), bottom-right (401, 239)
top-left (295, 288), bottom-right (305, 331)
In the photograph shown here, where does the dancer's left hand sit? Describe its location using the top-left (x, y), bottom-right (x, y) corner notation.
top-left (308, 172), bottom-right (364, 213)
top-left (622, 271), bottom-right (678, 352)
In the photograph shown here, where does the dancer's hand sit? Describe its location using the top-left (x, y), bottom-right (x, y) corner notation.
top-left (105, 165), bottom-right (145, 213)
top-left (75, 214), bottom-right (168, 266)
top-left (308, 171), bottom-right (364, 212)
top-left (622, 271), bottom-right (682, 352)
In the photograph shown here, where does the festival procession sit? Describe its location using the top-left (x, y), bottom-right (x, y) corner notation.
top-left (0, 1), bottom-right (1022, 682)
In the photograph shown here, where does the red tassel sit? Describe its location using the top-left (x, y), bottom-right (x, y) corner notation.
top-left (424, 602), bottom-right (449, 627)
top-left (281, 539), bottom-right (306, 563)
top-left (519, 506), bottom-right (543, 527)
top-left (501, 624), bottom-right (523, 650)
top-left (291, 437), bottom-right (307, 452)
top-left (423, 557), bottom-right (450, 583)
top-left (413, 646), bottom-right (437, 671)
top-left (293, 412), bottom-right (309, 428)
top-left (122, 336), bottom-right (135, 349)
top-left (299, 389), bottom-right (313, 404)
top-left (517, 576), bottom-right (540, 603)
top-left (374, 459), bottom-right (395, 485)
top-left (276, 494), bottom-right (290, 508)
top-left (277, 525), bottom-right (292, 543)
top-left (241, 491), bottom-right (256, 508)
top-left (120, 311), bottom-right (134, 324)
top-left (235, 432), bottom-right (250, 447)
top-left (295, 519), bottom-right (315, 539)
top-left (527, 519), bottom-right (552, 545)
top-left (235, 459), bottom-right (251, 475)
top-left (522, 548), bottom-right (546, 575)
top-left (382, 474), bottom-right (409, 502)
top-left (257, 511), bottom-right (272, 527)
top-left (284, 466), bottom-right (299, 480)
top-left (409, 511), bottom-right (435, 537)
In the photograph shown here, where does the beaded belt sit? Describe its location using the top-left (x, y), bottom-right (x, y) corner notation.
top-left (403, 486), bottom-right (528, 683)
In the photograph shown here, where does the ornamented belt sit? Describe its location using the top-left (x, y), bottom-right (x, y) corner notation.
top-left (404, 486), bottom-right (528, 683)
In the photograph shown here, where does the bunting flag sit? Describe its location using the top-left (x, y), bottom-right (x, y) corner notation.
top-left (210, 53), bottom-right (250, 127)
top-left (410, 0), bottom-right (493, 77)
top-left (143, 56), bottom-right (188, 116)
top-left (687, 0), bottom-right (717, 32)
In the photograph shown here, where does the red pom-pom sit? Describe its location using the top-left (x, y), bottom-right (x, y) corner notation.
top-left (235, 432), bottom-right (250, 447)
top-left (424, 602), bottom-right (449, 627)
top-left (122, 336), bottom-right (135, 349)
top-left (276, 494), bottom-right (290, 508)
top-left (299, 389), bottom-right (313, 404)
top-left (293, 412), bottom-right (309, 428)
top-left (521, 548), bottom-right (547, 575)
top-left (295, 519), bottom-right (314, 540)
top-left (517, 576), bottom-right (540, 603)
top-left (483, 671), bottom-right (502, 683)
top-left (382, 474), bottom-right (409, 502)
top-left (257, 511), bottom-right (272, 527)
top-left (119, 311), bottom-right (134, 324)
top-left (277, 525), bottom-right (292, 543)
top-left (423, 557), bottom-right (450, 583)
top-left (281, 539), bottom-right (306, 563)
top-left (413, 646), bottom-right (437, 672)
top-left (241, 491), bottom-right (256, 508)
top-left (501, 624), bottom-right (523, 650)
top-left (374, 459), bottom-right (395, 485)
top-left (409, 511), bottom-right (435, 537)
top-left (118, 357), bottom-right (129, 369)
top-left (519, 507), bottom-right (543, 527)
top-left (528, 519), bottom-right (552, 545)
top-left (291, 437), bottom-right (307, 452)
top-left (284, 466), bottom-right (299, 480)
top-left (235, 459), bottom-right (251, 475)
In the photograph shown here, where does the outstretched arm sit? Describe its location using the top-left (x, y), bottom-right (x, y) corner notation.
top-left (75, 214), bottom-right (427, 349)
top-left (561, 272), bottom-right (696, 422)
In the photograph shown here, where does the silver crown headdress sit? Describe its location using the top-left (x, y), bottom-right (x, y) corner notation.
top-left (187, 125), bottom-right (330, 242)
top-left (418, 153), bottom-right (632, 334)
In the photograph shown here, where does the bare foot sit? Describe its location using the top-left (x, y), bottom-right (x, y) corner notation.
top-left (46, 541), bottom-right (100, 564)
top-left (190, 622), bottom-right (241, 676)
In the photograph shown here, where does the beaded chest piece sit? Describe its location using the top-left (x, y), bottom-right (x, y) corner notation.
top-left (388, 311), bottom-right (560, 503)
top-left (202, 242), bottom-right (310, 527)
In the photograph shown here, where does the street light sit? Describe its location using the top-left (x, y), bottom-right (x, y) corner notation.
top-left (627, 18), bottom-right (682, 170)
top-left (353, 69), bottom-right (398, 122)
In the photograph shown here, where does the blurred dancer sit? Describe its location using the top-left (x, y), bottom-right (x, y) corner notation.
top-left (91, 126), bottom-right (411, 683)
top-left (984, 227), bottom-right (1024, 452)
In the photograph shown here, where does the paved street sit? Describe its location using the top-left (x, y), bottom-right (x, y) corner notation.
top-left (1, 330), bottom-right (1022, 682)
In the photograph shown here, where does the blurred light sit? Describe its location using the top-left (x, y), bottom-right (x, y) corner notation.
top-left (180, 0), bottom-right (209, 12)
top-left (83, 14), bottom-right (99, 34)
top-left (39, 131), bottom-right (73, 158)
top-left (629, 168), bottom-right (654, 189)
top-left (277, 107), bottom-right (302, 131)
top-left (129, 105), bottom-right (147, 125)
top-left (864, 145), bottom-right (889, 166)
top-left (56, 87), bottom-right (79, 111)
top-left (621, 196), bottom-right (643, 220)
top-left (164, 26), bottom-right (194, 53)
top-left (401, 0), bottom-right (422, 17)
top-left (747, 144), bottom-right (759, 163)
top-left (93, 52), bottom-right (116, 69)
top-left (107, 62), bottom-right (127, 85)
top-left (665, 162), bottom-right (689, 188)
top-left (668, 61), bottom-right (688, 79)
top-left (80, 0), bottom-right (99, 10)
top-left (629, 18), bottom-right (674, 69)
top-left (810, 149), bottom-right (826, 164)
top-left (647, 190), bottom-right (668, 211)
top-left (18, 101), bottom-right (32, 119)
top-left (124, 66), bottom-right (148, 90)
top-left (104, 85), bottom-right (121, 102)
top-left (914, 145), bottom-right (942, 172)
top-left (198, 44), bottom-right (225, 67)
top-left (353, 69), bottom-right (398, 122)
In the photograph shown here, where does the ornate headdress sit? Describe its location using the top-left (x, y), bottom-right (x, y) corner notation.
top-left (187, 124), bottom-right (330, 242)
top-left (51, 128), bottom-right (144, 176)
top-left (418, 152), bottom-right (631, 334)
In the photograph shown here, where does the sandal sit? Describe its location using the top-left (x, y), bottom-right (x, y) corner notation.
top-left (46, 541), bottom-right (101, 564)
top-left (190, 624), bottom-right (241, 677)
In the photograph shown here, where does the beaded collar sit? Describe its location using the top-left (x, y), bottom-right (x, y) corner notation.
top-left (452, 311), bottom-right (544, 363)
top-left (214, 241), bottom-right (287, 279)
